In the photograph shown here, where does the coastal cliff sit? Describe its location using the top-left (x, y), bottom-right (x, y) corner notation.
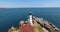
top-left (8, 17), bottom-right (60, 32)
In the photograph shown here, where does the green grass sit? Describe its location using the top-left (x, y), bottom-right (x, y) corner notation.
top-left (33, 24), bottom-right (44, 32)
top-left (38, 25), bottom-right (44, 32)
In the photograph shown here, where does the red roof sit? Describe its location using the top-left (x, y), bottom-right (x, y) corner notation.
top-left (19, 23), bottom-right (34, 32)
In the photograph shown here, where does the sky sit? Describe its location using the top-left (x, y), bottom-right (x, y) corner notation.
top-left (0, 0), bottom-right (60, 8)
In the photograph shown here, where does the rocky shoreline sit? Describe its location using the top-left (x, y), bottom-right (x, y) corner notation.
top-left (8, 17), bottom-right (60, 32)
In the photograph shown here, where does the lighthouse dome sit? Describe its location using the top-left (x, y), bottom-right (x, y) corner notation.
top-left (29, 11), bottom-right (32, 15)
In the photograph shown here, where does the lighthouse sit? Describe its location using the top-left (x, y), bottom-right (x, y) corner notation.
top-left (29, 11), bottom-right (33, 25)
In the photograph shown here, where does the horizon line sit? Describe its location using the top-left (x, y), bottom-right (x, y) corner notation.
top-left (0, 7), bottom-right (60, 8)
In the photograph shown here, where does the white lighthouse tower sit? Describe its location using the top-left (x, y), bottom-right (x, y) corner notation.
top-left (29, 11), bottom-right (33, 25)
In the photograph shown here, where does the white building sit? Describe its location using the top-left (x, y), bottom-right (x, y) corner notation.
top-left (29, 11), bottom-right (33, 25)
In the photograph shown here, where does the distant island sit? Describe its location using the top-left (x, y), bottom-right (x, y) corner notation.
top-left (8, 11), bottom-right (60, 32)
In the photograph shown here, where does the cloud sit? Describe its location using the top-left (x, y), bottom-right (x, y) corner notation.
top-left (0, 4), bottom-right (60, 8)
top-left (40, 4), bottom-right (60, 7)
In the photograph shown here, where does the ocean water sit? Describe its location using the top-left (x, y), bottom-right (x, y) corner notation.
top-left (0, 8), bottom-right (60, 32)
